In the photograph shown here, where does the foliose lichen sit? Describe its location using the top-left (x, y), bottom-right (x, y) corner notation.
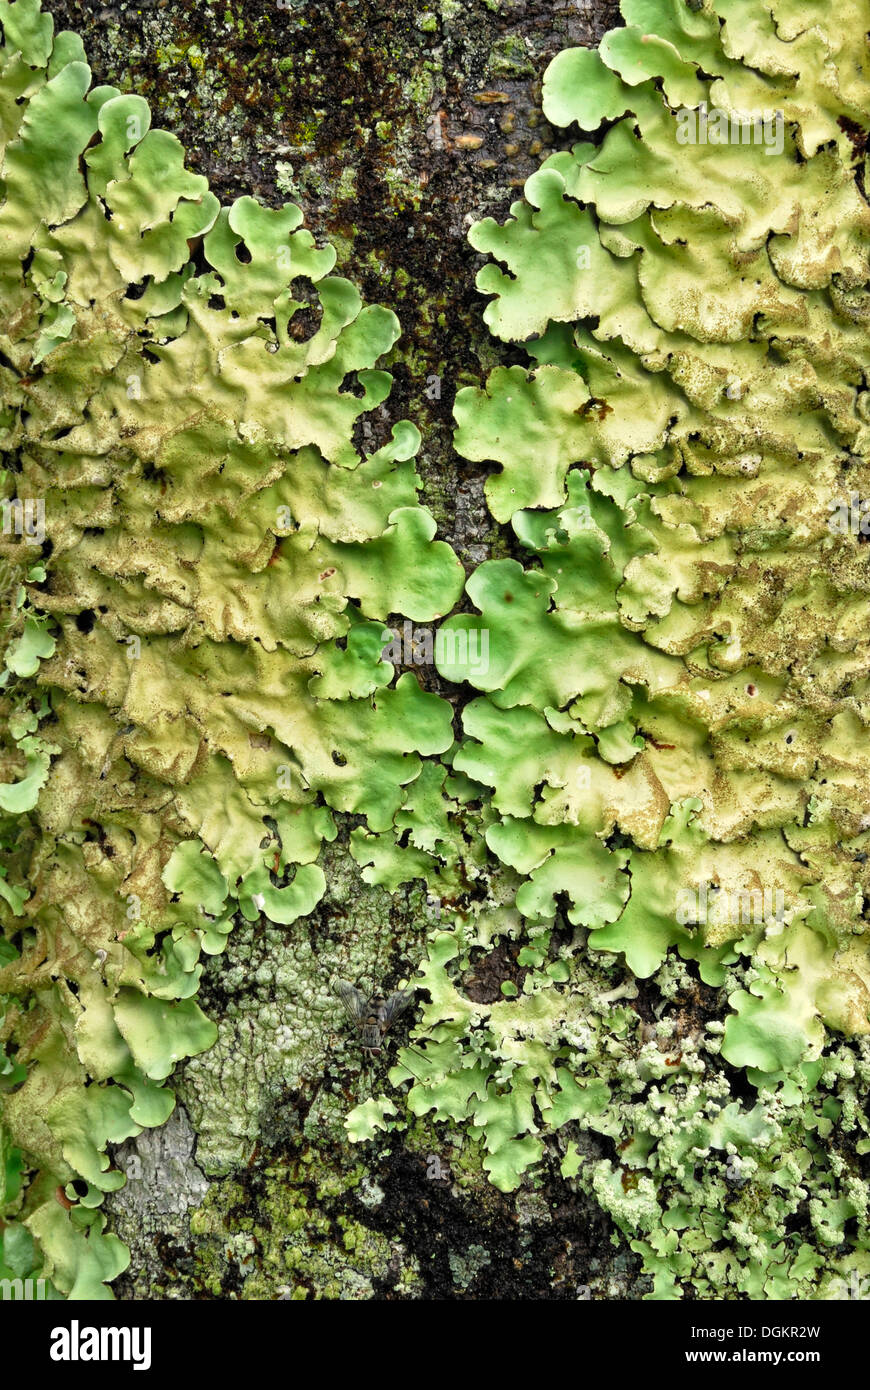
top-left (350, 0), bottom-right (870, 1300)
top-left (3, 0), bottom-right (870, 1302)
top-left (0, 0), bottom-right (461, 1296)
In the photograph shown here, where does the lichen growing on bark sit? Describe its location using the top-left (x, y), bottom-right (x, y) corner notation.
top-left (0, 0), bottom-right (465, 1297)
top-left (3, 0), bottom-right (870, 1303)
top-left (372, 0), bottom-right (870, 1299)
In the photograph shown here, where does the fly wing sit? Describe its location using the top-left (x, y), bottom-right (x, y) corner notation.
top-left (334, 978), bottom-right (369, 1024)
top-left (380, 987), bottom-right (415, 1031)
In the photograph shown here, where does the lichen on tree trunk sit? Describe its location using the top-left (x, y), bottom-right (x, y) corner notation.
top-left (30, 0), bottom-right (631, 1299)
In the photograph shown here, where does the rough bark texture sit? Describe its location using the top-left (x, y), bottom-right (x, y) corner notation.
top-left (41, 0), bottom-right (635, 1300)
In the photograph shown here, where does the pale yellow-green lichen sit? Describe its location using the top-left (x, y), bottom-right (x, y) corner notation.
top-left (0, 0), bottom-right (461, 1297)
top-left (4, 0), bottom-right (870, 1304)
top-left (350, 0), bottom-right (870, 1300)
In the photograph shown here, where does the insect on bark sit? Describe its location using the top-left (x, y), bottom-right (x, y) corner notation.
top-left (333, 978), bottom-right (415, 1056)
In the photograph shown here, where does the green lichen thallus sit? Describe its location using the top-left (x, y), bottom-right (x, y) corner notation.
top-left (333, 978), bottom-right (415, 1057)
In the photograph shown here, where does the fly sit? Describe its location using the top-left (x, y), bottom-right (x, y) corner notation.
top-left (333, 978), bottom-right (415, 1056)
